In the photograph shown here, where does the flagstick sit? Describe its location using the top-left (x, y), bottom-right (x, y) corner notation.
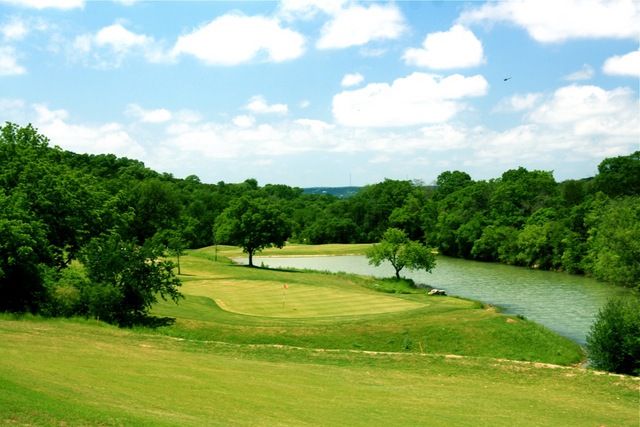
top-left (282, 284), bottom-right (288, 308)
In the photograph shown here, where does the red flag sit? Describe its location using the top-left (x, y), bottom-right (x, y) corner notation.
top-left (284, 284), bottom-right (289, 289)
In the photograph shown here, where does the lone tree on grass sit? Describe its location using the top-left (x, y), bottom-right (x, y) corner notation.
top-left (366, 228), bottom-right (436, 279)
top-left (214, 195), bottom-right (291, 267)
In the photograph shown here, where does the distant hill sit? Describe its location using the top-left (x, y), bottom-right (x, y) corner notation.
top-left (303, 187), bottom-right (361, 198)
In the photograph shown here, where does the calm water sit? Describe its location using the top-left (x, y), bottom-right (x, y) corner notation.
top-left (236, 255), bottom-right (629, 345)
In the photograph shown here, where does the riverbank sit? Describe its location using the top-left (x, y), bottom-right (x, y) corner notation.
top-left (226, 244), bottom-right (628, 346)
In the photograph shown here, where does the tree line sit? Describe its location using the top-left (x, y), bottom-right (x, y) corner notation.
top-left (1, 122), bottom-right (638, 325)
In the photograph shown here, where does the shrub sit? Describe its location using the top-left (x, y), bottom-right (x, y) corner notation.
top-left (585, 297), bottom-right (640, 376)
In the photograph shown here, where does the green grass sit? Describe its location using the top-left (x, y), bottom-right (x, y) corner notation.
top-left (1, 245), bottom-right (638, 426)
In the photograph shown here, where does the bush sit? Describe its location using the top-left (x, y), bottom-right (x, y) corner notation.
top-left (585, 297), bottom-right (640, 376)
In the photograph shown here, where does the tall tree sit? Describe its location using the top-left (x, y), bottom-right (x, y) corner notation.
top-left (214, 195), bottom-right (291, 267)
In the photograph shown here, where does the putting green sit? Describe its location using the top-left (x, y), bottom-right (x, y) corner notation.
top-left (183, 279), bottom-right (427, 318)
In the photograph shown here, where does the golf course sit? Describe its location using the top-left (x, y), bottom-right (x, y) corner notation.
top-left (1, 245), bottom-right (638, 426)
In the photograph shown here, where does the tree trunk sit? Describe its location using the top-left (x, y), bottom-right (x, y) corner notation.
top-left (248, 249), bottom-right (254, 267)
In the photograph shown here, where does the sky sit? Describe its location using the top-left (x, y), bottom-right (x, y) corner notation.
top-left (0, 0), bottom-right (639, 187)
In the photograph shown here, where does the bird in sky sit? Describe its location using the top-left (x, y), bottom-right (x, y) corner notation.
top-left (503, 77), bottom-right (512, 81)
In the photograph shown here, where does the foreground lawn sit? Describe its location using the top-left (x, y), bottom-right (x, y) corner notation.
top-left (1, 317), bottom-right (638, 427)
top-left (2, 245), bottom-right (637, 426)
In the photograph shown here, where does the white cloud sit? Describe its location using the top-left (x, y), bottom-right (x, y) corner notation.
top-left (294, 118), bottom-right (334, 134)
top-left (458, 0), bottom-right (640, 43)
top-left (95, 23), bottom-right (152, 53)
top-left (332, 72), bottom-right (489, 127)
top-left (403, 25), bottom-right (484, 69)
top-left (233, 115), bottom-right (255, 128)
top-left (529, 84), bottom-right (637, 129)
top-left (603, 49), bottom-right (640, 77)
top-left (32, 104), bottom-right (146, 160)
top-left (125, 104), bottom-right (172, 123)
top-left (494, 93), bottom-right (543, 112)
top-left (341, 72), bottom-right (364, 87)
top-left (316, 3), bottom-right (406, 49)
top-left (244, 95), bottom-right (288, 115)
top-left (0, 0), bottom-right (83, 9)
top-left (72, 23), bottom-right (162, 68)
top-left (563, 64), bottom-right (595, 81)
top-left (0, 45), bottom-right (26, 75)
top-left (172, 13), bottom-right (305, 66)
top-left (417, 124), bottom-right (469, 151)
top-left (465, 84), bottom-right (639, 167)
top-left (1, 17), bottom-right (28, 41)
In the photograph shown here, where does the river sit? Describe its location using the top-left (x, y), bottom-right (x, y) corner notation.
top-left (235, 255), bottom-right (629, 345)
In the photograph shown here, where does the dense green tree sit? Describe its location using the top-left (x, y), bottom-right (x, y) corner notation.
top-left (471, 225), bottom-right (519, 263)
top-left (214, 195), bottom-right (291, 267)
top-left (433, 170), bottom-right (472, 201)
top-left (431, 180), bottom-right (491, 258)
top-left (586, 196), bottom-right (640, 289)
top-left (594, 151), bottom-right (640, 198)
top-left (490, 168), bottom-right (557, 228)
top-left (348, 179), bottom-right (415, 241)
top-left (389, 191), bottom-right (428, 241)
top-left (127, 179), bottom-right (183, 242)
top-left (586, 297), bottom-right (640, 376)
top-left (78, 232), bottom-right (183, 325)
top-left (366, 228), bottom-right (436, 279)
top-left (0, 217), bottom-right (51, 312)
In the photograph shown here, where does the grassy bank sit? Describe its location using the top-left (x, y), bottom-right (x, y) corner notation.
top-left (1, 245), bottom-right (638, 426)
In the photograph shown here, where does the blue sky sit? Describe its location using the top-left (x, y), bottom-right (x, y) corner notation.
top-left (1, 0), bottom-right (638, 187)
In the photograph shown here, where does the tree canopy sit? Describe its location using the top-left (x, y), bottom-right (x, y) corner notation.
top-left (366, 228), bottom-right (436, 279)
top-left (1, 122), bottom-right (639, 326)
top-left (214, 195), bottom-right (291, 267)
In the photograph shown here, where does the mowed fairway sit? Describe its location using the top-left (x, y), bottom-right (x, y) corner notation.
top-left (2, 246), bottom-right (638, 426)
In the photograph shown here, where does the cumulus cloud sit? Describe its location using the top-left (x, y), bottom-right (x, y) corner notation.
top-left (0, 45), bottom-right (26, 75)
top-left (403, 25), bottom-right (485, 69)
top-left (563, 64), bottom-right (595, 81)
top-left (72, 23), bottom-right (162, 68)
top-left (125, 104), bottom-right (172, 123)
top-left (32, 104), bottom-right (146, 160)
top-left (172, 14), bottom-right (305, 65)
top-left (603, 49), bottom-right (640, 77)
top-left (244, 95), bottom-right (288, 115)
top-left (232, 115), bottom-right (255, 128)
top-left (458, 0), bottom-right (640, 43)
top-left (1, 17), bottom-right (28, 41)
top-left (529, 84), bottom-right (637, 129)
top-left (0, 0), bottom-right (84, 9)
top-left (316, 3), bottom-right (406, 49)
top-left (95, 23), bottom-right (152, 53)
top-left (332, 72), bottom-right (489, 127)
top-left (341, 72), bottom-right (364, 87)
top-left (473, 83), bottom-right (639, 170)
top-left (494, 93), bottom-right (543, 112)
